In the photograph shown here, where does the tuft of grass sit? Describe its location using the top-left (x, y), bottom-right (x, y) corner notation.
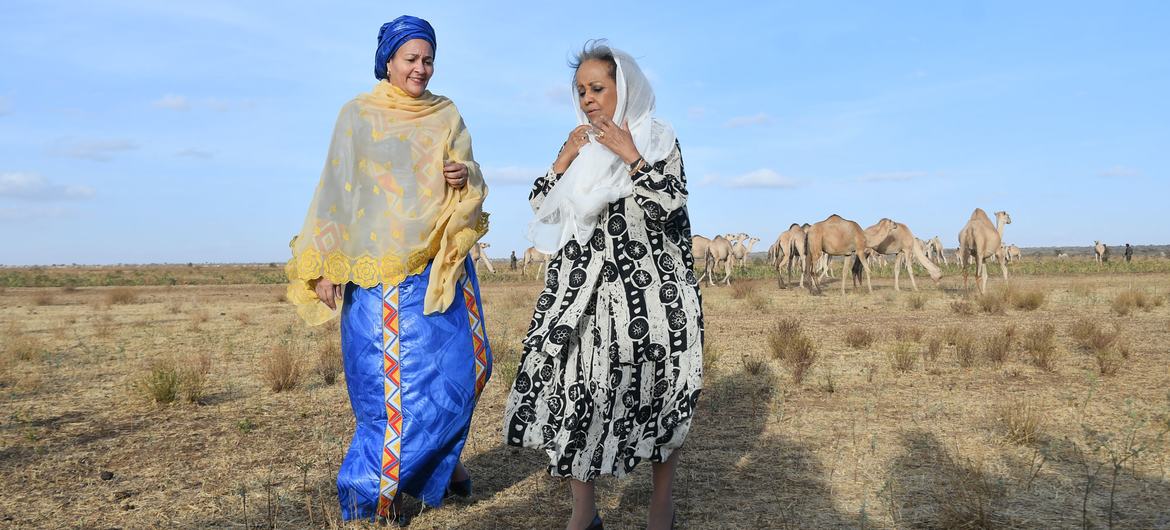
top-left (1069, 318), bottom-right (1120, 354)
top-left (906, 293), bottom-right (927, 311)
top-left (949, 300), bottom-right (974, 315)
top-left (106, 287), bottom-right (138, 305)
top-left (742, 355), bottom-right (768, 376)
top-left (166, 301), bottom-right (183, 314)
top-left (893, 325), bottom-right (925, 343)
top-left (767, 318), bottom-right (818, 385)
top-left (995, 400), bottom-right (1044, 445)
top-left (730, 281), bottom-right (753, 300)
top-left (702, 329), bottom-right (721, 374)
top-left (4, 324), bottom-right (45, 362)
top-left (137, 358), bottom-right (181, 405)
top-left (1096, 350), bottom-right (1124, 376)
top-left (93, 314), bottom-right (115, 339)
top-left (316, 340), bottom-right (342, 385)
top-left (889, 342), bottom-right (917, 372)
top-left (232, 311), bottom-right (254, 326)
top-left (262, 342), bottom-right (303, 392)
top-left (33, 291), bottom-right (56, 306)
top-left (844, 326), bottom-right (876, 348)
top-left (954, 331), bottom-right (977, 368)
top-left (983, 327), bottom-right (1014, 366)
top-left (924, 335), bottom-right (943, 363)
top-left (1111, 289), bottom-right (1155, 316)
top-left (188, 308), bottom-right (210, 332)
top-left (1010, 289), bottom-right (1045, 311)
top-left (180, 352), bottom-right (213, 403)
top-left (1020, 323), bottom-right (1059, 372)
top-left (976, 291), bottom-right (1006, 315)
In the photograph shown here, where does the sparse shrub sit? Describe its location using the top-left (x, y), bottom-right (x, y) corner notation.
top-left (976, 291), bottom-right (1006, 315)
top-left (950, 300), bottom-right (974, 315)
top-left (743, 355), bottom-right (768, 376)
top-left (844, 326), bottom-right (876, 348)
top-left (893, 325), bottom-right (925, 343)
top-left (4, 324), bottom-right (45, 362)
top-left (907, 293), bottom-right (927, 311)
top-left (942, 325), bottom-right (965, 346)
top-left (1096, 350), bottom-right (1124, 376)
top-left (263, 342), bottom-right (303, 392)
top-left (1010, 289), bottom-right (1045, 311)
top-left (316, 340), bottom-right (342, 385)
top-left (995, 400), bottom-right (1043, 445)
top-left (767, 318), bottom-right (818, 384)
top-left (745, 290), bottom-right (771, 311)
top-left (188, 308), bottom-right (210, 331)
top-left (233, 311), bottom-right (254, 326)
top-left (179, 352), bottom-right (213, 403)
top-left (925, 336), bottom-right (943, 362)
top-left (1021, 323), bottom-right (1059, 371)
top-left (93, 314), bottom-right (115, 339)
top-left (167, 301), bottom-right (183, 314)
top-left (983, 328), bottom-right (1013, 366)
top-left (106, 287), bottom-right (138, 305)
top-left (730, 281), bottom-right (753, 300)
top-left (702, 329), bottom-right (721, 373)
top-left (1112, 289), bottom-right (1154, 316)
top-left (889, 342), bottom-right (916, 372)
top-left (137, 358), bottom-right (181, 404)
top-left (954, 332), bottom-right (977, 368)
top-left (1069, 318), bottom-right (1119, 354)
top-left (33, 292), bottom-right (55, 306)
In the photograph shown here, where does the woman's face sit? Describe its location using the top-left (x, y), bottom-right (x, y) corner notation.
top-left (575, 59), bottom-right (617, 122)
top-left (386, 39), bottom-right (434, 97)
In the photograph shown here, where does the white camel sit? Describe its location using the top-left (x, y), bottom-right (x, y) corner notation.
top-left (469, 242), bottom-right (495, 273)
top-left (521, 246), bottom-right (551, 278)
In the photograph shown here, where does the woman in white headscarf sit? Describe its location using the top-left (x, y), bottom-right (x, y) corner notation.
top-left (504, 40), bottom-right (703, 530)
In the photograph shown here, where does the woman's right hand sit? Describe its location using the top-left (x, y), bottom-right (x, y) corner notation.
top-left (314, 277), bottom-right (345, 310)
top-left (552, 124), bottom-right (593, 173)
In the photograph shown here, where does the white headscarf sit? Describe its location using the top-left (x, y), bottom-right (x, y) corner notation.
top-left (527, 48), bottom-right (676, 254)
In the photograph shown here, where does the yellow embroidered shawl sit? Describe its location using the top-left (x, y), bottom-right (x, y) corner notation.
top-left (286, 81), bottom-right (489, 325)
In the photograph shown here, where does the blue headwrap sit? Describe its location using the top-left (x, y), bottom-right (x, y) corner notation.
top-left (374, 16), bottom-right (436, 80)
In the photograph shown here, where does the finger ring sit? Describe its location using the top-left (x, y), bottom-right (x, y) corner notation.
top-left (597, 131), bottom-right (606, 139)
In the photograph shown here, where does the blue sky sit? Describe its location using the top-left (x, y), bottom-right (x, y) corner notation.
top-left (1, 1), bottom-right (1167, 265)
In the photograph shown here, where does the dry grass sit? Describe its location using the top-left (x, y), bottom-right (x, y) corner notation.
top-left (166, 300), bottom-right (184, 314)
top-left (976, 291), bottom-right (1007, 315)
top-left (93, 314), bottom-right (115, 339)
top-left (1069, 318), bottom-right (1120, 354)
top-left (924, 335), bottom-right (943, 363)
top-left (843, 326), bottom-right (876, 348)
top-left (954, 330), bottom-right (977, 368)
top-left (767, 318), bottom-right (818, 385)
top-left (702, 329), bottom-right (721, 373)
top-left (263, 342), bottom-right (303, 392)
top-left (106, 286), bottom-right (138, 305)
top-left (1010, 289), bottom-right (1046, 311)
top-left (1096, 350), bottom-right (1125, 376)
top-left (316, 340), bottom-right (342, 385)
top-left (730, 281), bottom-right (754, 300)
top-left (906, 293), bottom-right (927, 311)
top-left (188, 308), bottom-right (211, 331)
top-left (892, 325), bottom-right (925, 343)
top-left (949, 299), bottom-right (974, 315)
top-left (180, 352), bottom-right (213, 403)
top-left (994, 400), bottom-right (1044, 445)
top-left (1020, 323), bottom-right (1059, 371)
top-left (32, 291), bottom-right (55, 306)
top-left (3, 324), bottom-right (45, 362)
top-left (136, 358), bottom-right (182, 404)
top-left (233, 311), bottom-right (254, 326)
top-left (1111, 289), bottom-right (1160, 316)
top-left (888, 342), bottom-right (916, 372)
top-left (742, 354), bottom-right (768, 376)
top-left (983, 328), bottom-right (1013, 366)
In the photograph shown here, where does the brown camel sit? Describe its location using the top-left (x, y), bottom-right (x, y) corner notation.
top-left (1006, 244), bottom-right (1021, 263)
top-left (805, 214), bottom-right (871, 294)
top-left (958, 209), bottom-right (1011, 294)
top-left (733, 236), bottom-right (761, 269)
top-left (854, 218), bottom-right (942, 291)
top-left (773, 223), bottom-right (808, 288)
top-left (705, 235), bottom-right (736, 286)
top-left (469, 242), bottom-right (495, 273)
top-left (521, 246), bottom-right (551, 277)
top-left (929, 236), bottom-right (948, 266)
top-left (1094, 241), bottom-right (1108, 265)
top-left (692, 235), bottom-right (712, 282)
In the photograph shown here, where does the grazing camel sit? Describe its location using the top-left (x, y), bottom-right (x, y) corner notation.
top-left (773, 223), bottom-right (808, 288)
top-left (705, 235), bottom-right (736, 286)
top-left (1094, 241), bottom-right (1108, 265)
top-left (804, 214), bottom-right (871, 294)
top-left (468, 242), bottom-right (495, 273)
top-left (853, 218), bottom-right (942, 291)
top-left (521, 246), bottom-right (551, 277)
top-left (958, 209), bottom-right (1011, 294)
top-left (692, 235), bottom-right (712, 281)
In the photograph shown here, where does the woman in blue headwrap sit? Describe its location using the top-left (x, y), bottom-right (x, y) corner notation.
top-left (286, 15), bottom-right (492, 524)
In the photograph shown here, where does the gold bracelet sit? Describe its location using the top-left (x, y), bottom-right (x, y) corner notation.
top-left (627, 156), bottom-right (645, 176)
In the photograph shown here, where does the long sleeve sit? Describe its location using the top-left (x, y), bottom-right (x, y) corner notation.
top-left (528, 167), bottom-right (563, 213)
top-left (630, 141), bottom-right (686, 223)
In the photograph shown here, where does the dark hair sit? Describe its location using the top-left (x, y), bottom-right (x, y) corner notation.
top-left (569, 39), bottom-right (616, 80)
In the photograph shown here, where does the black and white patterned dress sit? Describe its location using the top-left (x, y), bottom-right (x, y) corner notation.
top-left (503, 141), bottom-right (704, 481)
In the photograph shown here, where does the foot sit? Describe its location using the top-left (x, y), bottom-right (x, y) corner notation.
top-left (446, 461), bottom-right (472, 498)
top-left (567, 509), bottom-right (601, 530)
top-left (647, 502), bottom-right (674, 530)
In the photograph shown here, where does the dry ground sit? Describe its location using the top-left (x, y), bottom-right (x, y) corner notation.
top-left (2, 263), bottom-right (1169, 529)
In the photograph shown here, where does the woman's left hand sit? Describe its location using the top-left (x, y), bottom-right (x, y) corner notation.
top-left (590, 116), bottom-right (641, 165)
top-left (443, 162), bottom-right (468, 189)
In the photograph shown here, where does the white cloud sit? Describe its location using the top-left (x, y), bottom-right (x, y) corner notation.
top-left (49, 138), bottom-right (138, 161)
top-left (175, 148), bottom-right (214, 159)
top-left (152, 94), bottom-right (190, 111)
top-left (858, 171), bottom-right (927, 183)
top-left (0, 172), bottom-right (94, 200)
top-left (723, 113), bottom-right (771, 128)
top-left (482, 165), bottom-right (545, 185)
top-left (1099, 165), bottom-right (1140, 178)
top-left (725, 169), bottom-right (800, 189)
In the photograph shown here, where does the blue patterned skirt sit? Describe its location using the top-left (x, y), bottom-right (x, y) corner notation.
top-left (336, 257), bottom-right (491, 521)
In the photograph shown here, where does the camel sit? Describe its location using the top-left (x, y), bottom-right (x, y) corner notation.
top-left (853, 218), bottom-right (942, 291)
top-left (929, 236), bottom-right (949, 266)
top-left (1006, 244), bottom-right (1021, 263)
top-left (804, 214), bottom-right (871, 294)
top-left (705, 235), bottom-right (736, 286)
top-left (1094, 241), bottom-right (1108, 265)
top-left (469, 242), bottom-right (495, 273)
top-left (521, 246), bottom-right (551, 277)
top-left (733, 236), bottom-right (761, 269)
top-left (773, 223), bottom-right (808, 288)
top-left (692, 235), bottom-right (712, 281)
top-left (958, 209), bottom-right (1011, 294)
